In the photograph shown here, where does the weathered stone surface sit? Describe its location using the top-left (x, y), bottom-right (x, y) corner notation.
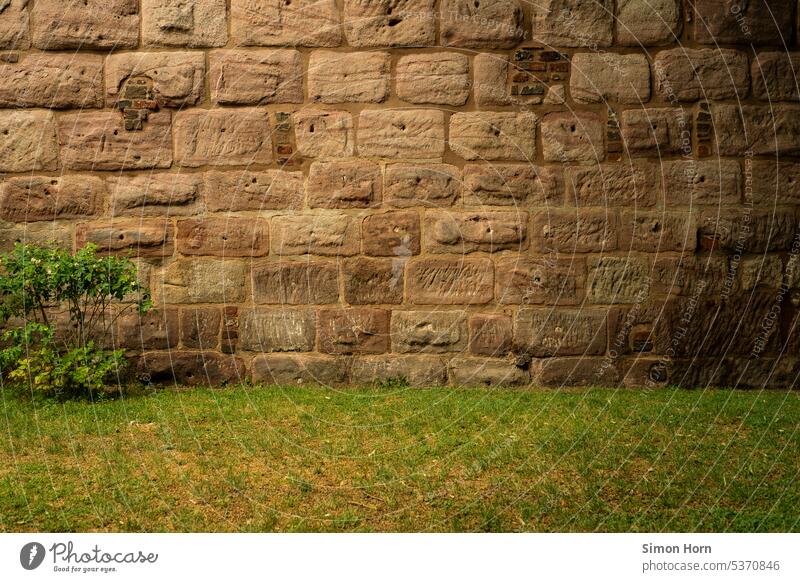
top-left (424, 211), bottom-right (528, 253)
top-left (109, 174), bottom-right (203, 217)
top-left (532, 210), bottom-right (618, 252)
top-left (351, 356), bottom-right (447, 386)
top-left (252, 354), bottom-right (349, 385)
top-left (440, 0), bottom-right (525, 49)
top-left (0, 176), bottom-right (105, 222)
top-left (469, 314), bottom-right (512, 356)
top-left (448, 356), bottom-right (528, 387)
top-left (307, 160), bottom-right (381, 208)
top-left (115, 309), bottom-right (179, 350)
top-left (362, 211), bottom-right (421, 256)
top-left (177, 217), bottom-right (269, 257)
top-left (616, 0), bottom-right (681, 46)
top-left (515, 308), bottom-right (607, 357)
top-left (384, 163), bottom-right (460, 207)
top-left (239, 308), bottom-right (315, 352)
top-left (31, 0), bottom-right (138, 50)
top-left (619, 210), bottom-right (696, 253)
top-left (106, 52), bottom-right (205, 108)
top-left (396, 53), bottom-right (470, 105)
top-left (0, 221), bottom-right (71, 251)
top-left (566, 162), bottom-right (658, 207)
top-left (495, 256), bottom-right (585, 305)
top-left (0, 0), bottom-right (29, 49)
top-left (533, 357), bottom-right (620, 387)
top-left (271, 213), bottom-right (359, 256)
top-left (231, 0), bottom-right (342, 47)
top-left (699, 209), bottom-right (797, 253)
top-left (181, 307), bottom-right (221, 349)
top-left (141, 0), bottom-right (227, 48)
top-left (662, 160), bottom-right (741, 206)
top-left (474, 53), bottom-right (512, 107)
top-left (0, 111), bottom-right (59, 172)
top-left (293, 110), bottom-right (354, 158)
top-left (531, 0), bottom-right (613, 47)
top-left (693, 0), bottom-right (794, 45)
top-left (651, 256), bottom-right (730, 297)
top-left (58, 111), bottom-right (172, 171)
top-left (752, 52), bottom-right (800, 101)
top-left (750, 161), bottom-right (800, 205)
top-left (541, 111), bottom-right (605, 162)
top-left (391, 310), bottom-right (467, 353)
top-left (0, 54), bottom-right (103, 108)
top-left (137, 352), bottom-right (246, 386)
top-left (449, 112), bottom-right (537, 161)
top-left (739, 256), bottom-right (784, 291)
top-left (318, 308), bottom-right (389, 354)
top-left (463, 164), bottom-right (563, 207)
top-left (588, 256), bottom-right (651, 304)
top-left (78, 219), bottom-right (174, 258)
top-left (159, 259), bottom-right (247, 304)
top-left (343, 257), bottom-right (405, 305)
top-left (205, 171), bottom-right (304, 211)
top-left (711, 105), bottom-right (800, 156)
top-left (570, 53), bottom-right (651, 104)
top-left (407, 257), bottom-right (493, 304)
top-left (252, 261), bottom-right (339, 305)
top-left (174, 109), bottom-right (272, 167)
top-left (308, 52), bottom-right (391, 103)
top-left (358, 110), bottom-right (445, 159)
top-left (343, 0), bottom-right (436, 47)
top-left (209, 50), bottom-right (303, 105)
top-left (653, 49), bottom-right (749, 101)
top-left (620, 107), bottom-right (691, 156)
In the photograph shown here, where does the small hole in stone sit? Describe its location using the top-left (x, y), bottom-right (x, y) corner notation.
top-left (2, 130), bottom-right (8, 135)
top-left (474, 0), bottom-right (480, 7)
top-left (118, 234), bottom-right (125, 240)
top-left (699, 176), bottom-right (705, 183)
top-left (388, 18), bottom-right (402, 26)
top-left (113, 129), bottom-right (118, 135)
top-left (570, 125), bottom-right (576, 132)
top-left (309, 124), bottom-right (315, 133)
top-left (251, 177), bottom-right (257, 184)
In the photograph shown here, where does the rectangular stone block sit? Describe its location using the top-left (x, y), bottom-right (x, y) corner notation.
top-left (252, 260), bottom-right (339, 304)
top-left (391, 310), bottom-right (467, 354)
top-left (0, 110), bottom-right (59, 172)
top-left (396, 53), bottom-right (470, 105)
top-left (115, 308), bottom-right (179, 350)
top-left (566, 162), bottom-right (658, 207)
top-left (209, 50), bottom-right (303, 105)
top-left (384, 163), bottom-right (460, 207)
top-left (752, 52), bottom-right (800, 101)
top-left (474, 53), bottom-right (512, 107)
top-left (293, 110), bottom-right (355, 158)
top-left (449, 112), bottom-right (537, 161)
top-left (407, 257), bottom-right (493, 304)
top-left (699, 208), bottom-right (797, 253)
top-left (616, 0), bottom-right (681, 46)
top-left (181, 307), bottom-right (221, 349)
top-left (109, 174), bottom-right (203, 217)
top-left (358, 110), bottom-right (446, 159)
top-left (0, 54), bottom-right (103, 108)
top-left (532, 209), bottom-right (618, 253)
top-left (495, 256), bottom-right (585, 305)
top-left (570, 53), bottom-right (651, 104)
top-left (174, 109), bottom-right (272, 167)
top-left (463, 164), bottom-right (563, 207)
top-left (620, 107), bottom-right (691, 156)
top-left (588, 256), bottom-right (651, 304)
top-left (469, 314), bottom-right (512, 357)
top-left (239, 308), bottom-right (315, 352)
top-left (205, 171), bottom-right (304, 212)
top-left (651, 256), bottom-right (730, 297)
top-left (137, 352), bottom-right (245, 386)
top-left (77, 219), bottom-right (174, 258)
top-left (343, 257), bottom-right (404, 305)
top-left (58, 111), bottom-right (172, 171)
top-left (308, 51), bottom-right (390, 103)
top-left (159, 259), bottom-right (247, 304)
top-left (1, 176), bottom-right (105, 222)
top-left (441, 0), bottom-right (525, 48)
top-left (31, 0), bottom-right (138, 50)
top-left (362, 211), bottom-right (421, 256)
top-left (271, 213), bottom-right (359, 256)
top-left (515, 308), bottom-right (607, 357)
top-left (252, 354), bottom-right (349, 386)
top-left (317, 308), bottom-right (389, 354)
top-left (619, 210), bottom-right (696, 253)
top-left (661, 160), bottom-right (741, 206)
top-left (424, 211), bottom-right (528, 253)
top-left (0, 223), bottom-right (71, 252)
top-left (541, 111), bottom-right (605, 162)
top-left (711, 104), bottom-right (800, 156)
top-left (344, 0), bottom-right (436, 47)
top-left (693, 0), bottom-right (793, 45)
top-left (141, 0), bottom-right (227, 48)
top-left (448, 356), bottom-right (528, 387)
top-left (105, 52), bottom-right (206, 108)
top-left (532, 357), bottom-right (620, 388)
top-left (307, 160), bottom-right (381, 208)
top-left (351, 356), bottom-right (447, 387)
top-left (177, 217), bottom-right (269, 257)
top-left (531, 0), bottom-right (613, 47)
top-left (654, 48), bottom-right (749, 101)
top-left (231, 0), bottom-right (342, 47)
top-left (750, 161), bottom-right (800, 205)
top-left (0, 0), bottom-right (29, 49)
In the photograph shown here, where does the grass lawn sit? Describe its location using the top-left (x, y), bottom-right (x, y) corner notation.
top-left (0, 384), bottom-right (798, 532)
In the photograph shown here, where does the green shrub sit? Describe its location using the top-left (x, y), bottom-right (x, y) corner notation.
top-left (0, 243), bottom-right (152, 398)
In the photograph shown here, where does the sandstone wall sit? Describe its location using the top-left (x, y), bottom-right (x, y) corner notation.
top-left (1, 0), bottom-right (799, 388)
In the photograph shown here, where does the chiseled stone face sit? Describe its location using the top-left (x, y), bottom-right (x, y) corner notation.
top-left (653, 49), bottom-right (750, 102)
top-left (343, 0), bottom-right (436, 47)
top-left (1, 176), bottom-right (105, 222)
top-left (615, 0), bottom-right (681, 46)
top-left (531, 0), bottom-right (613, 47)
top-left (293, 111), bottom-right (355, 158)
top-left (358, 109), bottom-right (446, 159)
top-left (693, 0), bottom-right (794, 45)
top-left (570, 53), bottom-right (651, 104)
top-left (141, 0), bottom-right (228, 48)
top-left (0, 0), bottom-right (29, 49)
top-left (174, 109), bottom-right (272, 167)
top-left (239, 308), bottom-right (316, 352)
top-left (566, 162), bottom-right (658, 207)
top-left (307, 160), bottom-right (382, 208)
top-left (440, 0), bottom-right (525, 48)
top-left (177, 217), bottom-right (270, 257)
top-left (159, 259), bottom-right (248, 304)
top-left (752, 52), bottom-right (800, 101)
top-left (209, 50), bottom-right (304, 105)
top-left (423, 211), bottom-right (528, 254)
top-left (0, 110), bottom-right (60, 173)
top-left (0, 54), bottom-right (103, 109)
top-left (31, 0), bottom-right (139, 49)
top-left (406, 257), bottom-right (494, 304)
top-left (308, 52), bottom-right (391, 103)
top-left (271, 213), bottom-right (360, 257)
top-left (232, 0), bottom-right (342, 47)
top-left (541, 111), bottom-right (605, 162)
top-left (317, 308), bottom-right (390, 354)
top-left (109, 174), bottom-right (203, 217)
top-left (343, 257), bottom-right (404, 305)
top-left (449, 112), bottom-right (537, 161)
top-left (106, 52), bottom-right (205, 108)
top-left (252, 261), bottom-right (339, 305)
top-left (515, 308), bottom-right (608, 357)
top-left (77, 219), bottom-right (175, 258)
top-left (391, 310), bottom-right (468, 354)
top-left (463, 164), bottom-right (562, 207)
top-left (384, 164), bottom-right (461, 207)
top-left (396, 53), bottom-right (470, 106)
top-left (204, 171), bottom-right (304, 212)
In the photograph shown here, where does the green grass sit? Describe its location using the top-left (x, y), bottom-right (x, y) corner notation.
top-left (1, 384), bottom-right (798, 532)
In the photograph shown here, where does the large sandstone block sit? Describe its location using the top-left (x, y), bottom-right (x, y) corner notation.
top-left (469, 314), bottom-right (512, 357)
top-left (177, 217), bottom-right (270, 257)
top-left (711, 104), bottom-right (800, 156)
top-left (293, 110), bottom-right (354, 158)
top-left (137, 352), bottom-right (245, 386)
top-left (271, 213), bottom-right (359, 256)
top-left (0, 176), bottom-right (105, 222)
top-left (362, 211), bottom-right (421, 256)
top-left (384, 163), bottom-right (461, 207)
top-left (495, 256), bottom-right (585, 305)
top-left (317, 308), bottom-right (389, 354)
top-left (307, 160), bottom-right (381, 208)
top-left (391, 310), bottom-right (468, 354)
top-left (252, 354), bottom-right (349, 385)
top-left (0, 0), bottom-right (29, 49)
top-left (205, 171), bottom-right (304, 211)
top-left (750, 161), bottom-right (800, 205)
top-left (661, 160), bottom-right (741, 206)
top-left (448, 356), bottom-right (529, 387)
top-left (351, 356), bottom-right (447, 387)
top-left (77, 219), bottom-right (174, 258)
top-left (531, 0), bottom-right (613, 47)
top-left (462, 164), bottom-right (563, 207)
top-left (0, 222), bottom-right (71, 252)
top-left (141, 0), bottom-right (227, 47)
top-left (449, 112), bottom-right (537, 161)
top-left (106, 52), bottom-right (205, 108)
top-left (424, 211), bottom-right (528, 253)
top-left (473, 53), bottom-right (513, 107)
top-left (616, 0), bottom-right (681, 46)
top-left (358, 110), bottom-right (446, 159)
top-left (532, 209), bottom-right (618, 252)
top-left (209, 50), bottom-right (303, 105)
top-left (406, 257), bottom-right (493, 304)
top-left (31, 0), bottom-right (138, 50)
top-left (396, 53), bottom-right (470, 106)
top-left (570, 53), bottom-right (651, 104)
top-left (343, 257), bottom-right (404, 305)
top-left (252, 261), bottom-right (339, 304)
top-left (620, 108), bottom-right (691, 156)
top-left (181, 307), bottom-right (221, 349)
top-left (0, 54), bottom-right (103, 109)
top-left (115, 309), bottom-right (179, 350)
top-left (619, 211), bottom-right (696, 253)
top-left (174, 109), bottom-right (272, 167)
top-left (109, 174), bottom-right (203, 217)
top-left (440, 0), bottom-right (525, 48)
top-left (239, 308), bottom-right (316, 352)
top-left (343, 0), bottom-right (436, 47)
top-left (58, 111), bottom-right (172, 171)
top-left (515, 308), bottom-right (607, 357)
top-left (752, 52), bottom-right (800, 101)
top-left (0, 111), bottom-right (59, 172)
top-left (541, 111), bottom-right (605, 162)
top-left (231, 0), bottom-right (342, 47)
top-left (533, 357), bottom-right (620, 387)
top-left (693, 0), bottom-right (794, 45)
top-left (565, 162), bottom-right (658, 207)
top-left (653, 49), bottom-right (749, 101)
top-left (587, 256), bottom-right (651, 303)
top-left (308, 52), bottom-right (390, 103)
top-left (651, 256), bottom-right (730, 297)
top-left (159, 259), bottom-right (247, 304)
top-left (699, 208), bottom-right (797, 253)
